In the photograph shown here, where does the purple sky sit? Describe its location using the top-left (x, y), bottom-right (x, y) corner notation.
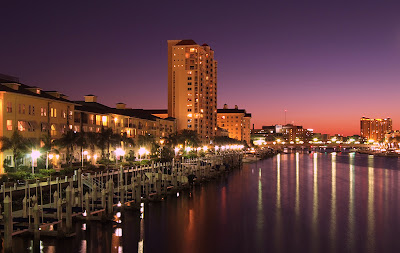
top-left (1, 1), bottom-right (400, 135)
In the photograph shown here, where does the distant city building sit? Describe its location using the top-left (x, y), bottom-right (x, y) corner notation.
top-left (168, 39), bottom-right (217, 143)
top-left (312, 133), bottom-right (330, 142)
top-left (251, 124), bottom-right (312, 144)
top-left (384, 130), bottom-right (400, 144)
top-left (360, 117), bottom-right (392, 142)
top-left (217, 104), bottom-right (251, 144)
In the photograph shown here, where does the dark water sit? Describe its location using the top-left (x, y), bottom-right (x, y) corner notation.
top-left (11, 153), bottom-right (400, 252)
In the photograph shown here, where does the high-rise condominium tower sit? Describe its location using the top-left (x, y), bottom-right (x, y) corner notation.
top-left (360, 117), bottom-right (392, 141)
top-left (168, 40), bottom-right (217, 142)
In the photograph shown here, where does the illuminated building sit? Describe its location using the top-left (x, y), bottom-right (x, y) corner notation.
top-left (360, 117), bottom-right (392, 142)
top-left (74, 96), bottom-right (176, 140)
top-left (0, 74), bottom-right (176, 173)
top-left (168, 40), bottom-right (217, 142)
top-left (251, 124), bottom-right (313, 143)
top-left (0, 74), bottom-right (75, 172)
top-left (217, 104), bottom-right (251, 144)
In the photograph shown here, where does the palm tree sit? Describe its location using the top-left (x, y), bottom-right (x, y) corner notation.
top-left (0, 130), bottom-right (29, 169)
top-left (98, 127), bottom-right (121, 159)
top-left (168, 130), bottom-right (200, 148)
top-left (54, 130), bottom-right (77, 167)
top-left (138, 134), bottom-right (155, 149)
top-left (120, 132), bottom-right (135, 151)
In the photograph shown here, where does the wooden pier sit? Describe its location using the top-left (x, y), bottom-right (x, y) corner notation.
top-left (0, 153), bottom-right (242, 252)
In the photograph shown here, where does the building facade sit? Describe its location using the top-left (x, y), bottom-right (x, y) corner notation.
top-left (0, 75), bottom-right (75, 172)
top-left (217, 104), bottom-right (251, 144)
top-left (168, 40), bottom-right (217, 143)
top-left (360, 117), bottom-right (392, 142)
top-left (74, 96), bottom-right (176, 141)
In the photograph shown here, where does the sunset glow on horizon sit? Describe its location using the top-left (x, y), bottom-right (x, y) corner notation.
top-left (1, 1), bottom-right (400, 136)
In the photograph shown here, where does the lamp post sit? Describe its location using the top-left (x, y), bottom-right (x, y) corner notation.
top-left (31, 150), bottom-right (41, 174)
top-left (82, 150), bottom-right (88, 168)
top-left (115, 148), bottom-right (125, 166)
top-left (138, 147), bottom-right (148, 160)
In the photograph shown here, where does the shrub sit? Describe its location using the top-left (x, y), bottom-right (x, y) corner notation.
top-left (8, 171), bottom-right (33, 181)
top-left (38, 169), bottom-right (56, 176)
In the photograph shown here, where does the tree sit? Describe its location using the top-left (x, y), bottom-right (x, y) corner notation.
top-left (54, 130), bottom-right (77, 167)
top-left (213, 136), bottom-right (243, 146)
top-left (85, 132), bottom-right (98, 156)
top-left (120, 132), bottom-right (135, 151)
top-left (0, 130), bottom-right (30, 169)
top-left (160, 145), bottom-right (174, 162)
top-left (97, 127), bottom-right (121, 160)
top-left (167, 130), bottom-right (200, 148)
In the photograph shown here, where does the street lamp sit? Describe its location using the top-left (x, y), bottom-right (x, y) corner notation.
top-left (82, 150), bottom-right (88, 168)
top-left (31, 150), bottom-right (41, 174)
top-left (115, 148), bottom-right (125, 165)
top-left (138, 147), bottom-right (148, 160)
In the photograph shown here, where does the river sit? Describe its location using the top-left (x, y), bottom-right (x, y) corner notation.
top-left (11, 152), bottom-right (400, 252)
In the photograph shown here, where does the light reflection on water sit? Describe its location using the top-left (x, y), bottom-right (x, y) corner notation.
top-left (330, 152), bottom-right (337, 253)
top-left (9, 153), bottom-right (400, 253)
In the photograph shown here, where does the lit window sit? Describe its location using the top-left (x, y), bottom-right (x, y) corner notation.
top-left (18, 121), bottom-right (26, 131)
top-left (7, 120), bottom-right (12, 131)
top-left (51, 108), bottom-right (57, 118)
top-left (41, 107), bottom-right (47, 116)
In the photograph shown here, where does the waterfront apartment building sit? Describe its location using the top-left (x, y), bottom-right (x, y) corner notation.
top-left (360, 117), bottom-right (392, 142)
top-left (217, 104), bottom-right (251, 144)
top-left (74, 96), bottom-right (176, 140)
top-left (0, 74), bottom-right (75, 172)
top-left (168, 39), bottom-right (217, 143)
top-left (0, 74), bottom-right (177, 173)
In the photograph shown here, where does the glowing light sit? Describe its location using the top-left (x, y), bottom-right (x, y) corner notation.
top-left (102, 116), bottom-right (107, 123)
top-left (138, 147), bottom-right (148, 157)
top-left (174, 147), bottom-right (180, 153)
top-left (203, 146), bottom-right (208, 151)
top-left (48, 154), bottom-right (54, 159)
top-left (55, 154), bottom-right (59, 159)
top-left (83, 150), bottom-right (88, 155)
top-left (31, 150), bottom-right (41, 159)
top-left (185, 147), bottom-right (192, 152)
top-left (93, 154), bottom-right (98, 160)
top-left (215, 146), bottom-right (219, 150)
top-left (115, 148), bottom-right (125, 157)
